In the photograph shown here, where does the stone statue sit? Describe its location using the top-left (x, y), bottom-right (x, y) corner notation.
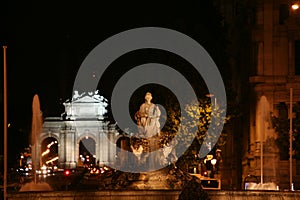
top-left (135, 92), bottom-right (161, 138)
top-left (130, 143), bottom-right (144, 164)
top-left (72, 90), bottom-right (80, 100)
top-left (93, 90), bottom-right (101, 100)
top-left (72, 90), bottom-right (85, 101)
top-left (160, 138), bottom-right (178, 166)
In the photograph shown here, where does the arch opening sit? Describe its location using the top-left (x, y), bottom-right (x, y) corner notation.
top-left (79, 137), bottom-right (96, 167)
top-left (41, 137), bottom-right (59, 168)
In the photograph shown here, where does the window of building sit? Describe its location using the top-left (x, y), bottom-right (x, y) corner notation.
top-left (276, 103), bottom-right (289, 160)
top-left (279, 4), bottom-right (289, 25)
top-left (297, 161), bottom-right (300, 175)
top-left (251, 42), bottom-right (258, 76)
top-left (295, 40), bottom-right (300, 75)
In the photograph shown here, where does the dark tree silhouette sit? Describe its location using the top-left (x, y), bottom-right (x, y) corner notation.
top-left (178, 177), bottom-right (211, 200)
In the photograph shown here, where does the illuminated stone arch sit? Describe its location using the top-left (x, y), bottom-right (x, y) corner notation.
top-left (41, 92), bottom-right (120, 169)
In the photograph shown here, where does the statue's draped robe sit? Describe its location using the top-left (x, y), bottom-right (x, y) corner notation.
top-left (137, 102), bottom-right (161, 137)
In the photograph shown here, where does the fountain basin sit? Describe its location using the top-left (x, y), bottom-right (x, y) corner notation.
top-left (7, 190), bottom-right (300, 200)
top-left (19, 182), bottom-right (53, 192)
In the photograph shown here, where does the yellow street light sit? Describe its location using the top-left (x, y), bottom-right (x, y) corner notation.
top-left (211, 158), bottom-right (217, 166)
top-left (292, 3), bottom-right (299, 10)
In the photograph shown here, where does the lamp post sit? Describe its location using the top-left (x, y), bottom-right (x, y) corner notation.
top-left (3, 46), bottom-right (7, 200)
top-left (289, 88), bottom-right (293, 191)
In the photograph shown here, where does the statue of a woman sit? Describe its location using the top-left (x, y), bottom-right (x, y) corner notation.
top-left (135, 92), bottom-right (161, 138)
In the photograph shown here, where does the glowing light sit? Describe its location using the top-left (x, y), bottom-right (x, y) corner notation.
top-left (47, 141), bottom-right (57, 148)
top-left (45, 156), bottom-right (59, 164)
top-left (41, 149), bottom-right (50, 157)
top-left (211, 159), bottom-right (217, 165)
top-left (41, 165), bottom-right (47, 170)
top-left (90, 167), bottom-right (100, 174)
top-left (41, 165), bottom-right (47, 175)
top-left (292, 4), bottom-right (299, 10)
top-left (64, 169), bottom-right (71, 176)
top-left (205, 93), bottom-right (214, 98)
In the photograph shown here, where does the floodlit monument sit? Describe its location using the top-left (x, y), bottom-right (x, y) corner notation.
top-left (94, 92), bottom-right (198, 190)
top-left (39, 91), bottom-right (197, 190)
top-left (40, 90), bottom-right (119, 169)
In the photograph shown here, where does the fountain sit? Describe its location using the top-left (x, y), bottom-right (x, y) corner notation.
top-left (98, 92), bottom-right (205, 192)
top-left (19, 94), bottom-right (52, 192)
top-left (253, 95), bottom-right (277, 190)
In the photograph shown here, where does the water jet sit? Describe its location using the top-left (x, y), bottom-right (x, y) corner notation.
top-left (19, 94), bottom-right (52, 192)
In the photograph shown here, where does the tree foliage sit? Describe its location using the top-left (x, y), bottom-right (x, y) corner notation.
top-left (272, 102), bottom-right (300, 160)
top-left (159, 97), bottom-right (231, 167)
top-left (178, 177), bottom-right (211, 200)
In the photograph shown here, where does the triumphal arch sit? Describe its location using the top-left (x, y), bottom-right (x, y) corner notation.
top-left (40, 91), bottom-right (120, 168)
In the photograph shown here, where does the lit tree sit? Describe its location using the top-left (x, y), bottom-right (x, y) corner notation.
top-left (159, 97), bottom-right (231, 168)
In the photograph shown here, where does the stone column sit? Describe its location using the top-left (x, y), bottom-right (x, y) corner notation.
top-left (58, 130), bottom-right (66, 167)
top-left (65, 130), bottom-right (75, 168)
top-left (108, 124), bottom-right (117, 164)
top-left (119, 139), bottom-right (129, 169)
top-left (263, 1), bottom-right (273, 76)
top-left (96, 128), bottom-right (100, 165)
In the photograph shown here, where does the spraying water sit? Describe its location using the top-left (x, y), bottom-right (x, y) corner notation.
top-left (31, 94), bottom-right (43, 184)
top-left (19, 94), bottom-right (52, 191)
top-left (252, 95), bottom-right (276, 190)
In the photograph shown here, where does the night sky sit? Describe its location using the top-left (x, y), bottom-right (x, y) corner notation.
top-left (0, 1), bottom-right (228, 160)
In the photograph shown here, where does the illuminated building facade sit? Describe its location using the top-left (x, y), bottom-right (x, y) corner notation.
top-left (216, 0), bottom-right (300, 189)
top-left (40, 91), bottom-right (119, 168)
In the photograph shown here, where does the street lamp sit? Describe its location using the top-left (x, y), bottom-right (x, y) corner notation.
top-left (211, 158), bottom-right (217, 166)
top-left (211, 158), bottom-right (217, 176)
top-left (292, 3), bottom-right (299, 10)
top-left (20, 155), bottom-right (24, 167)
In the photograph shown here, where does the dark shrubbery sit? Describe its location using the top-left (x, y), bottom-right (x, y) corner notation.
top-left (178, 177), bottom-right (211, 200)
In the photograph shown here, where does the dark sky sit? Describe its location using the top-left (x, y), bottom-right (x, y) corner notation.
top-left (0, 1), bottom-right (227, 157)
